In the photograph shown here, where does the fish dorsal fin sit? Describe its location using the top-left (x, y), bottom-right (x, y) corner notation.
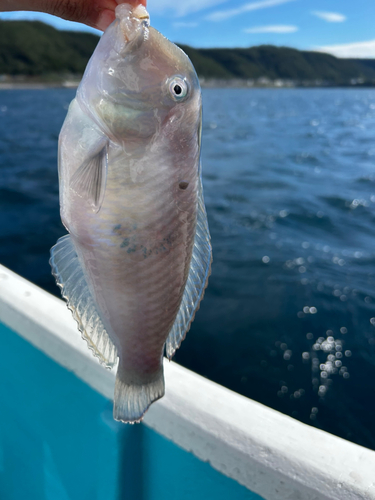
top-left (49, 234), bottom-right (118, 368)
top-left (166, 176), bottom-right (212, 359)
top-left (70, 142), bottom-right (108, 213)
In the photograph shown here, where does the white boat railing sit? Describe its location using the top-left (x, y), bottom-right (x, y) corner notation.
top-left (0, 263), bottom-right (374, 500)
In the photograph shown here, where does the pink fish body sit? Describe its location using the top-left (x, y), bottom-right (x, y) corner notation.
top-left (50, 4), bottom-right (211, 422)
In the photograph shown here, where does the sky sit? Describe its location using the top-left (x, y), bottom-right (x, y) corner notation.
top-left (1, 0), bottom-right (375, 57)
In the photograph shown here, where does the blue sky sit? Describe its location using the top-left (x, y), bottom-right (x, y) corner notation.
top-left (1, 0), bottom-right (375, 57)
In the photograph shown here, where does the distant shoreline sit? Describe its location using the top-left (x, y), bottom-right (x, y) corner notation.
top-left (0, 81), bottom-right (79, 90)
top-left (2, 21), bottom-right (375, 90)
top-left (1, 79), bottom-right (375, 90)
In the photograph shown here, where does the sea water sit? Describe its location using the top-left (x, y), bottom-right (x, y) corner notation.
top-left (1, 87), bottom-right (375, 450)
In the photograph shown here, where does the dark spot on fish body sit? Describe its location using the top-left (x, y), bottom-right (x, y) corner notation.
top-left (179, 181), bottom-right (189, 190)
top-left (164, 231), bottom-right (178, 246)
top-left (126, 245), bottom-right (137, 254)
top-left (121, 238), bottom-right (130, 248)
top-left (113, 224), bottom-right (122, 232)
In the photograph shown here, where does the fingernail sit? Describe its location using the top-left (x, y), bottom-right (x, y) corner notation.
top-left (96, 9), bottom-right (116, 31)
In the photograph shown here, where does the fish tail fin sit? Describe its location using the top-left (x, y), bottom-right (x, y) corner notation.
top-left (113, 368), bottom-right (165, 424)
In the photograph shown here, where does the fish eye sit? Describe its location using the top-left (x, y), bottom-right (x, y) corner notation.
top-left (168, 76), bottom-right (189, 101)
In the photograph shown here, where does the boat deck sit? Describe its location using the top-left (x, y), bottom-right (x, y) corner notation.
top-left (0, 264), bottom-right (374, 499)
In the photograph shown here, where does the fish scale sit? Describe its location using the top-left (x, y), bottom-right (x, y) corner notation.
top-left (77, 169), bottom-right (196, 373)
top-left (50, 3), bottom-right (211, 423)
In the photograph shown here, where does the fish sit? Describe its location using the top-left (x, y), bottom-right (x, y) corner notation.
top-left (49, 3), bottom-right (212, 423)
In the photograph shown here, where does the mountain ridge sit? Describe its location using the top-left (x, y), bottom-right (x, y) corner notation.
top-left (1, 20), bottom-right (374, 85)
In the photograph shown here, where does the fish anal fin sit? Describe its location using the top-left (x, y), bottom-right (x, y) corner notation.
top-left (70, 142), bottom-right (108, 213)
top-left (49, 234), bottom-right (118, 368)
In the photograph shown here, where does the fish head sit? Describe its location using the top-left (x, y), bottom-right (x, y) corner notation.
top-left (77, 4), bottom-right (201, 147)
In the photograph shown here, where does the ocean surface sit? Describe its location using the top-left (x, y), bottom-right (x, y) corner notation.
top-left (1, 87), bottom-right (375, 450)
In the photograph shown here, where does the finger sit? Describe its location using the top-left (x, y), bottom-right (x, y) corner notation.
top-left (0, 0), bottom-right (147, 32)
top-left (54, 0), bottom-right (118, 30)
top-left (94, 8), bottom-right (116, 31)
top-left (115, 0), bottom-right (147, 6)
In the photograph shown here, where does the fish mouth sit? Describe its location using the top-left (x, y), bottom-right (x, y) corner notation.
top-left (103, 5), bottom-right (152, 111)
top-left (116, 3), bottom-right (150, 24)
top-left (115, 4), bottom-right (150, 47)
top-left (132, 5), bottom-right (150, 21)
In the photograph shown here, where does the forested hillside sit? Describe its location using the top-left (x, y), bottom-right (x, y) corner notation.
top-left (180, 45), bottom-right (375, 83)
top-left (1, 20), bottom-right (374, 85)
top-left (0, 20), bottom-right (98, 75)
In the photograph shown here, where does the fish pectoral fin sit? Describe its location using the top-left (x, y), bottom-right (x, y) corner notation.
top-left (166, 174), bottom-right (212, 359)
top-left (70, 141), bottom-right (109, 213)
top-left (49, 234), bottom-right (118, 368)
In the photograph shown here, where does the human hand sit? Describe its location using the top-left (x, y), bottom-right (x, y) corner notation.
top-left (0, 0), bottom-right (146, 31)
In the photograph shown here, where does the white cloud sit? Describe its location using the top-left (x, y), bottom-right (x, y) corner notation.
top-left (245, 24), bottom-right (298, 33)
top-left (312, 11), bottom-right (346, 23)
top-left (149, 0), bottom-right (228, 17)
top-left (316, 39), bottom-right (375, 58)
top-left (207, 0), bottom-right (296, 22)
